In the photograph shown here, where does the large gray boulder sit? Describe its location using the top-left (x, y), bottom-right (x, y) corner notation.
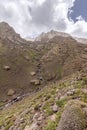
top-left (57, 101), bottom-right (87, 130)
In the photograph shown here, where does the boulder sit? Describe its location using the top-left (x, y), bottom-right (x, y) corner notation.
top-left (7, 89), bottom-right (15, 96)
top-left (83, 107), bottom-right (87, 115)
top-left (81, 89), bottom-right (87, 94)
top-left (84, 48), bottom-right (87, 52)
top-left (67, 89), bottom-right (76, 96)
top-left (49, 114), bottom-right (56, 121)
top-left (30, 79), bottom-right (40, 85)
top-left (24, 55), bottom-right (30, 61)
top-left (57, 101), bottom-right (86, 130)
top-left (3, 65), bottom-right (10, 71)
top-left (30, 72), bottom-right (36, 76)
top-left (24, 123), bottom-right (38, 130)
top-left (52, 104), bottom-right (58, 113)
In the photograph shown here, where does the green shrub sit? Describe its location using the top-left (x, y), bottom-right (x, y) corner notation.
top-left (56, 98), bottom-right (67, 107)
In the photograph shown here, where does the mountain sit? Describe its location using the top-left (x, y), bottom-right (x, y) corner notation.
top-left (75, 37), bottom-right (87, 44)
top-left (0, 22), bottom-right (26, 44)
top-left (35, 30), bottom-right (70, 42)
top-left (0, 22), bottom-right (87, 100)
top-left (0, 22), bottom-right (42, 100)
top-left (0, 22), bottom-right (87, 130)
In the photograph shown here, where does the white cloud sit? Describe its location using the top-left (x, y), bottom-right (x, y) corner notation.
top-left (0, 0), bottom-right (87, 38)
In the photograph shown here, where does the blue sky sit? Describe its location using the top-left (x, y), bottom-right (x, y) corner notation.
top-left (71, 0), bottom-right (87, 22)
top-left (0, 0), bottom-right (87, 38)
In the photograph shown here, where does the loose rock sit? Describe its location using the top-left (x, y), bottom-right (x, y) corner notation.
top-left (30, 79), bottom-right (40, 85)
top-left (52, 104), bottom-right (58, 113)
top-left (3, 65), bottom-right (10, 71)
top-left (7, 89), bottom-right (15, 96)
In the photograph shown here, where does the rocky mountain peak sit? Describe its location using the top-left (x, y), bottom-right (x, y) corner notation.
top-left (35, 30), bottom-right (70, 42)
top-left (0, 21), bottom-right (26, 44)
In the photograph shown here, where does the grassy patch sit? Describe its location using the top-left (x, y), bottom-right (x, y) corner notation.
top-left (83, 77), bottom-right (87, 85)
top-left (43, 120), bottom-right (56, 130)
top-left (43, 111), bottom-right (62, 130)
top-left (56, 98), bottom-right (67, 107)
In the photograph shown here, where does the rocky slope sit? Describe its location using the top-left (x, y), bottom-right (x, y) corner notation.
top-left (0, 22), bottom-right (87, 100)
top-left (35, 30), bottom-right (70, 42)
top-left (0, 67), bottom-right (87, 130)
top-left (0, 22), bottom-right (27, 44)
top-left (0, 22), bottom-right (42, 100)
top-left (0, 22), bottom-right (87, 130)
top-left (75, 37), bottom-right (87, 44)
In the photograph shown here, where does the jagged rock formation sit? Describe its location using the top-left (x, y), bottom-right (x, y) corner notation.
top-left (35, 30), bottom-right (70, 42)
top-left (0, 22), bottom-right (26, 44)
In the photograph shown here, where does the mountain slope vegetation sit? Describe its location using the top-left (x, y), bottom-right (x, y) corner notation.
top-left (0, 22), bottom-right (87, 130)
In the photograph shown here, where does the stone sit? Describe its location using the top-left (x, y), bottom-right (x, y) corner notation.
top-left (52, 104), bottom-right (58, 113)
top-left (57, 101), bottom-right (86, 130)
top-left (81, 89), bottom-right (87, 94)
top-left (3, 65), bottom-right (10, 71)
top-left (0, 126), bottom-right (5, 130)
top-left (67, 89), bottom-right (76, 96)
top-left (56, 89), bottom-right (59, 93)
top-left (49, 114), bottom-right (56, 121)
top-left (84, 48), bottom-right (87, 52)
top-left (30, 72), bottom-right (36, 76)
top-left (7, 89), bottom-right (15, 96)
top-left (24, 56), bottom-right (30, 61)
top-left (33, 113), bottom-right (39, 122)
top-left (60, 95), bottom-right (67, 100)
top-left (9, 125), bottom-right (14, 130)
top-left (24, 125), bottom-right (30, 130)
top-left (24, 123), bottom-right (38, 130)
top-left (83, 107), bottom-right (87, 115)
top-left (82, 54), bottom-right (87, 59)
top-left (30, 79), bottom-right (40, 85)
top-left (38, 113), bottom-right (45, 121)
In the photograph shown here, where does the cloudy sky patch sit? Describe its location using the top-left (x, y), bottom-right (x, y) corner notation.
top-left (0, 0), bottom-right (87, 38)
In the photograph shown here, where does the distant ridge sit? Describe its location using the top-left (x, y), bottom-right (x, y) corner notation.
top-left (35, 30), bottom-right (70, 42)
top-left (0, 21), bottom-right (26, 44)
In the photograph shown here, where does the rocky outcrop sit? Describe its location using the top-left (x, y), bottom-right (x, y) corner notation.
top-left (35, 30), bottom-right (70, 42)
top-left (57, 101), bottom-right (87, 130)
top-left (0, 22), bottom-right (26, 44)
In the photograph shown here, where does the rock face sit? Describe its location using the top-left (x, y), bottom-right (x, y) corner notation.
top-left (57, 101), bottom-right (86, 130)
top-left (0, 22), bottom-right (26, 44)
top-left (35, 30), bottom-right (70, 42)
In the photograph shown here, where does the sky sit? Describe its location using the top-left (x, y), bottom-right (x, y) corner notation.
top-left (0, 0), bottom-right (87, 38)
